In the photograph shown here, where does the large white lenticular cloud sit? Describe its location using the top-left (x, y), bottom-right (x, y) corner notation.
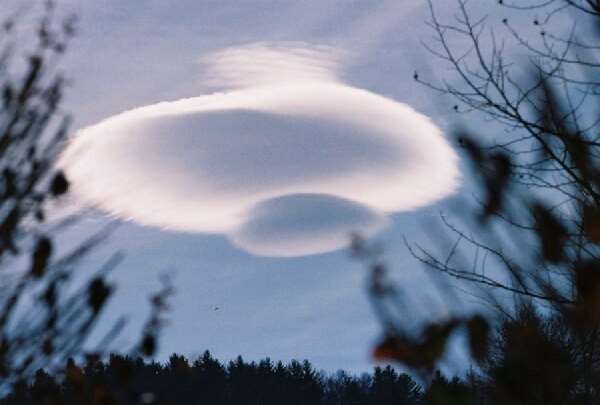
top-left (61, 43), bottom-right (460, 257)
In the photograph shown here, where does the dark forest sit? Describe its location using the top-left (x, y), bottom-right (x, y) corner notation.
top-left (0, 352), bottom-right (474, 405)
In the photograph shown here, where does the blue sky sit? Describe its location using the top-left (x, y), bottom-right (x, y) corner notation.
top-left (6, 0), bottom-right (555, 373)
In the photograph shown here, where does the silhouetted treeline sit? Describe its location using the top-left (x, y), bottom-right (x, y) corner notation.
top-left (0, 351), bottom-right (464, 405)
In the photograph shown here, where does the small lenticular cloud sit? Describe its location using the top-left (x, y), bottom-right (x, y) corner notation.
top-left (230, 193), bottom-right (389, 257)
top-left (61, 43), bottom-right (460, 257)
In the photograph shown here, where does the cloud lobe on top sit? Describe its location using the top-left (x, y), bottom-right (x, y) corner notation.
top-left (62, 43), bottom-right (459, 257)
top-left (200, 43), bottom-right (344, 89)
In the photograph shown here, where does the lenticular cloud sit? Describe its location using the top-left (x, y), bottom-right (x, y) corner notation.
top-left (61, 43), bottom-right (460, 257)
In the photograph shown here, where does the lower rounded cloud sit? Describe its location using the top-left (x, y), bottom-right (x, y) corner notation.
top-left (61, 43), bottom-right (460, 257)
top-left (229, 193), bottom-right (389, 257)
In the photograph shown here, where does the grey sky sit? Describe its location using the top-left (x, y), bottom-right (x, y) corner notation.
top-left (4, 0), bottom-right (558, 373)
